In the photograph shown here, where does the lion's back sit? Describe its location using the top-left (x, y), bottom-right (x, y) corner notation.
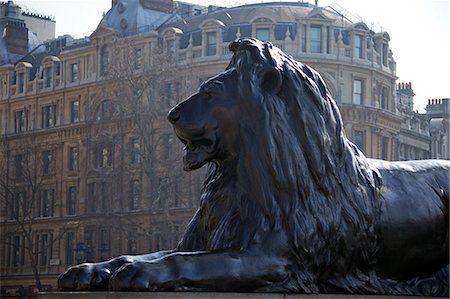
top-left (371, 159), bottom-right (449, 280)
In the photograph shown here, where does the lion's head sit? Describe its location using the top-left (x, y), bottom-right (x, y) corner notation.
top-left (169, 39), bottom-right (382, 291)
top-left (168, 68), bottom-right (240, 171)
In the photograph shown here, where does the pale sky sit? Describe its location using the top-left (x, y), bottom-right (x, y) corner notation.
top-left (15, 0), bottom-right (450, 112)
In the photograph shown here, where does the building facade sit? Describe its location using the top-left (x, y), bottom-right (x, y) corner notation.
top-left (0, 1), bottom-right (55, 42)
top-left (0, 0), bottom-right (441, 295)
top-left (396, 82), bottom-right (431, 160)
top-left (426, 98), bottom-right (450, 159)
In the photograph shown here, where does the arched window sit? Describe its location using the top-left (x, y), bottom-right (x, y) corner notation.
top-left (100, 45), bottom-right (109, 76)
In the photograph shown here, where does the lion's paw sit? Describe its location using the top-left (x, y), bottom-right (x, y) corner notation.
top-left (110, 262), bottom-right (167, 291)
top-left (58, 263), bottom-right (111, 291)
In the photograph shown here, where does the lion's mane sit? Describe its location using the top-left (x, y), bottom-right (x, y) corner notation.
top-left (177, 39), bottom-right (405, 293)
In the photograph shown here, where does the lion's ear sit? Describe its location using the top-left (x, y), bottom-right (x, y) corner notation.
top-left (259, 68), bottom-right (282, 94)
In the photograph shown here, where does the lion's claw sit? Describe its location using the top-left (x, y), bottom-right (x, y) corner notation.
top-left (58, 264), bottom-right (111, 291)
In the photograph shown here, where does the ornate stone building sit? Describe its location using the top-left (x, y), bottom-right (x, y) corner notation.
top-left (426, 98), bottom-right (450, 159)
top-left (396, 82), bottom-right (431, 160)
top-left (0, 0), bottom-right (436, 295)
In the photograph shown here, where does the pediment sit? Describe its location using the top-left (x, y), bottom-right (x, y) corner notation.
top-left (306, 7), bottom-right (332, 22)
top-left (351, 22), bottom-right (370, 32)
top-left (200, 18), bottom-right (226, 29)
top-left (90, 23), bottom-right (118, 40)
top-left (161, 27), bottom-right (183, 37)
top-left (251, 17), bottom-right (274, 24)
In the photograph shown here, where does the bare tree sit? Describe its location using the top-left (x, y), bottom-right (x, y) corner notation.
top-left (0, 137), bottom-right (68, 292)
top-left (88, 35), bottom-right (199, 252)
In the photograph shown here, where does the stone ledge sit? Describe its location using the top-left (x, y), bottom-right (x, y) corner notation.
top-left (37, 293), bottom-right (442, 299)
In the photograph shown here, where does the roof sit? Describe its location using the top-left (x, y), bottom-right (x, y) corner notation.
top-left (95, 0), bottom-right (180, 36)
top-left (0, 23), bottom-right (45, 65)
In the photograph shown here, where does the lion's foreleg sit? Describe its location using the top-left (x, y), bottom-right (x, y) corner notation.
top-left (58, 250), bottom-right (174, 291)
top-left (110, 250), bottom-right (289, 291)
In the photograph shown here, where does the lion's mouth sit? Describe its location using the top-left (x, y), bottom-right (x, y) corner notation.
top-left (175, 129), bottom-right (217, 171)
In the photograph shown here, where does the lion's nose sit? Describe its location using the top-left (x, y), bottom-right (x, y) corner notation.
top-left (168, 109), bottom-right (180, 124)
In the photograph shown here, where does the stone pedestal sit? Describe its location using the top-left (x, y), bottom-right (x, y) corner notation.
top-left (38, 293), bottom-right (441, 299)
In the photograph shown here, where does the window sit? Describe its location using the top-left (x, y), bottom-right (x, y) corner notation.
top-left (37, 233), bottom-right (52, 266)
top-left (354, 35), bottom-right (363, 58)
top-left (101, 45), bottom-right (109, 75)
top-left (70, 100), bottom-right (79, 123)
top-left (206, 32), bottom-right (216, 56)
top-left (381, 86), bottom-right (388, 109)
top-left (37, 189), bottom-right (54, 218)
top-left (45, 67), bottom-right (52, 87)
top-left (12, 235), bottom-right (22, 267)
top-left (99, 182), bottom-right (107, 213)
top-left (166, 39), bottom-right (175, 57)
top-left (55, 62), bottom-right (61, 76)
top-left (130, 138), bottom-right (141, 164)
top-left (163, 134), bottom-right (174, 160)
top-left (14, 110), bottom-right (26, 133)
top-left (11, 192), bottom-right (25, 220)
top-left (165, 83), bottom-right (178, 107)
top-left (86, 182), bottom-right (107, 214)
top-left (134, 48), bottom-right (143, 70)
top-left (353, 79), bottom-right (363, 105)
top-left (67, 186), bottom-right (77, 215)
top-left (158, 177), bottom-right (170, 209)
top-left (99, 229), bottom-right (110, 260)
top-left (93, 143), bottom-right (113, 168)
top-left (42, 150), bottom-right (54, 175)
top-left (65, 232), bottom-right (75, 265)
top-left (42, 104), bottom-right (57, 128)
top-left (301, 25), bottom-right (307, 52)
top-left (87, 183), bottom-right (96, 214)
top-left (353, 130), bottom-right (364, 153)
top-left (68, 146), bottom-right (78, 171)
top-left (84, 229), bottom-right (95, 262)
top-left (256, 28), bottom-right (270, 41)
top-left (381, 136), bottom-right (389, 160)
top-left (310, 25), bottom-right (322, 53)
top-left (382, 43), bottom-right (388, 66)
top-left (130, 180), bottom-right (141, 211)
top-left (96, 101), bottom-right (111, 120)
top-left (70, 63), bottom-right (78, 82)
top-left (128, 228), bottom-right (138, 254)
top-left (18, 72), bottom-right (24, 93)
top-left (15, 154), bottom-right (23, 178)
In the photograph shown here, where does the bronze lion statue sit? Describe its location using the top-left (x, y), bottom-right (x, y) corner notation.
top-left (58, 38), bottom-right (449, 296)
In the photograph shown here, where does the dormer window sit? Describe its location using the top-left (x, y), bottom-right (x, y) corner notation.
top-left (45, 66), bottom-right (52, 88)
top-left (310, 25), bottom-right (322, 53)
top-left (18, 72), bottom-right (24, 93)
top-left (206, 32), bottom-right (216, 56)
top-left (256, 28), bottom-right (269, 41)
top-left (354, 35), bottom-right (363, 59)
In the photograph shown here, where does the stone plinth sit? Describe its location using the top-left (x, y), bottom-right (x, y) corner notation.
top-left (38, 293), bottom-right (441, 299)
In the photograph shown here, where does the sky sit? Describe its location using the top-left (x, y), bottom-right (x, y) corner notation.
top-left (14, 0), bottom-right (450, 112)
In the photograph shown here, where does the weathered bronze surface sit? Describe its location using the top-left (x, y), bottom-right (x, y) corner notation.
top-left (58, 39), bottom-right (449, 296)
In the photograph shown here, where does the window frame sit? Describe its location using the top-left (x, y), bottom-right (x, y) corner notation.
top-left (67, 186), bottom-right (77, 216)
top-left (68, 146), bottom-right (78, 171)
top-left (205, 31), bottom-right (217, 56)
top-left (353, 79), bottom-right (364, 105)
top-left (70, 99), bottom-right (80, 123)
top-left (70, 63), bottom-right (78, 83)
top-left (310, 25), bottom-right (322, 53)
top-left (255, 28), bottom-right (270, 41)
